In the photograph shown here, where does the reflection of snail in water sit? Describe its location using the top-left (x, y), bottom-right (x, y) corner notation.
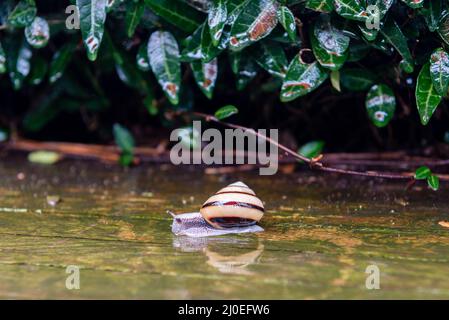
top-left (169, 181), bottom-right (264, 237)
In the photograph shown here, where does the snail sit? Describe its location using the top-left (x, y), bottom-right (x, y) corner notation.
top-left (169, 181), bottom-right (264, 237)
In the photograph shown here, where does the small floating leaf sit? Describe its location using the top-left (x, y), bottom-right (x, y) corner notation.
top-left (125, 0), bottom-right (144, 38)
top-left (7, 0), bottom-right (36, 27)
top-left (298, 140), bottom-right (324, 159)
top-left (113, 123), bottom-right (135, 154)
top-left (416, 62), bottom-right (442, 125)
top-left (365, 84), bottom-right (396, 127)
top-left (427, 175), bottom-right (439, 191)
top-left (229, 0), bottom-right (279, 51)
top-left (25, 17), bottom-right (50, 49)
top-left (429, 48), bottom-right (449, 96)
top-left (208, 0), bottom-right (227, 46)
top-left (277, 6), bottom-right (297, 42)
top-left (49, 42), bottom-right (76, 84)
top-left (148, 31), bottom-right (181, 105)
top-left (280, 55), bottom-right (328, 102)
top-left (191, 58), bottom-right (218, 99)
top-left (77, 0), bottom-right (108, 61)
top-left (414, 166), bottom-right (431, 180)
top-left (214, 105), bottom-right (239, 120)
top-left (28, 151), bottom-right (61, 165)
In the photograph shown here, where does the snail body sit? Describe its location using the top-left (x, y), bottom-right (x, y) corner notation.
top-left (170, 181), bottom-right (265, 237)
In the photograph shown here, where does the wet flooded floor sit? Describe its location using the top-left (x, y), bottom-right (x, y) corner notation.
top-left (0, 155), bottom-right (448, 299)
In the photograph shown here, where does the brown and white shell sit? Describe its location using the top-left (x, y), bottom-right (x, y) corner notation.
top-left (199, 181), bottom-right (264, 229)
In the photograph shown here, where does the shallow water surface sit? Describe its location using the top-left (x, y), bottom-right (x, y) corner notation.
top-left (0, 155), bottom-right (448, 299)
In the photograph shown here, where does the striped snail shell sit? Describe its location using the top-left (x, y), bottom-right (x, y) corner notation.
top-left (200, 181), bottom-right (264, 229)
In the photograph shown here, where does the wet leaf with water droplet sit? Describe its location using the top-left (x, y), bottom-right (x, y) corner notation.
top-left (277, 6), bottom-right (297, 42)
top-left (25, 17), bottom-right (50, 49)
top-left (49, 42), bottom-right (76, 84)
top-left (226, 0), bottom-right (250, 25)
top-left (416, 63), bottom-right (442, 125)
top-left (7, 0), bottom-right (36, 27)
top-left (306, 0), bottom-right (334, 13)
top-left (280, 55), bottom-right (328, 102)
top-left (208, 0), bottom-right (227, 46)
top-left (191, 58), bottom-right (218, 99)
top-left (229, 0), bottom-right (279, 51)
top-left (365, 84), bottom-right (396, 127)
top-left (380, 17), bottom-right (413, 68)
top-left (126, 0), bottom-right (144, 38)
top-left (147, 31), bottom-right (181, 104)
top-left (429, 48), bottom-right (449, 96)
top-left (334, 0), bottom-right (367, 22)
top-left (77, 0), bottom-right (108, 61)
top-left (252, 40), bottom-right (288, 78)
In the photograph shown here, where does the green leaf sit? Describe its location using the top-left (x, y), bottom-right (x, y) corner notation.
top-left (306, 0), bottom-right (334, 13)
top-left (7, 0), bottom-right (36, 27)
top-left (77, 0), bottom-right (108, 61)
top-left (113, 123), bottom-right (135, 154)
top-left (113, 49), bottom-right (149, 94)
top-left (49, 42), bottom-right (76, 84)
top-left (310, 17), bottom-right (349, 71)
top-left (380, 17), bottom-right (413, 69)
top-left (119, 152), bottom-right (134, 167)
top-left (414, 166), bottom-right (431, 180)
top-left (0, 41), bottom-right (7, 74)
top-left (180, 23), bottom-right (203, 62)
top-left (208, 0), bottom-right (227, 46)
top-left (340, 68), bottom-right (376, 91)
top-left (5, 37), bottom-right (32, 90)
top-left (229, 0), bottom-right (279, 50)
top-left (24, 17), bottom-right (50, 49)
top-left (334, 0), bottom-right (367, 22)
top-left (226, 0), bottom-right (251, 25)
top-left (191, 58), bottom-right (218, 99)
top-left (201, 23), bottom-right (228, 62)
top-left (277, 6), bottom-right (297, 42)
top-left (365, 84), bottom-right (396, 127)
top-left (298, 140), bottom-right (325, 159)
top-left (136, 41), bottom-right (150, 71)
top-left (147, 30), bottom-right (181, 105)
top-left (214, 105), bottom-right (239, 120)
top-left (252, 41), bottom-right (288, 78)
top-left (28, 151), bottom-right (61, 165)
top-left (330, 70), bottom-right (340, 91)
top-left (427, 174), bottom-right (439, 191)
top-left (416, 62), bottom-right (442, 125)
top-left (280, 55), bottom-right (328, 102)
top-left (28, 55), bottom-right (47, 85)
top-left (144, 0), bottom-right (204, 33)
top-left (421, 0), bottom-right (442, 32)
top-left (400, 0), bottom-right (423, 9)
top-left (126, 0), bottom-right (144, 38)
top-left (429, 48), bottom-right (449, 96)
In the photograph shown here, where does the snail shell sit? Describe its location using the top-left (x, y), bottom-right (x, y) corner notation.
top-left (200, 181), bottom-right (264, 229)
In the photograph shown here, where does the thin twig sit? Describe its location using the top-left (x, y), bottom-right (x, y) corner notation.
top-left (190, 111), bottom-right (449, 182)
